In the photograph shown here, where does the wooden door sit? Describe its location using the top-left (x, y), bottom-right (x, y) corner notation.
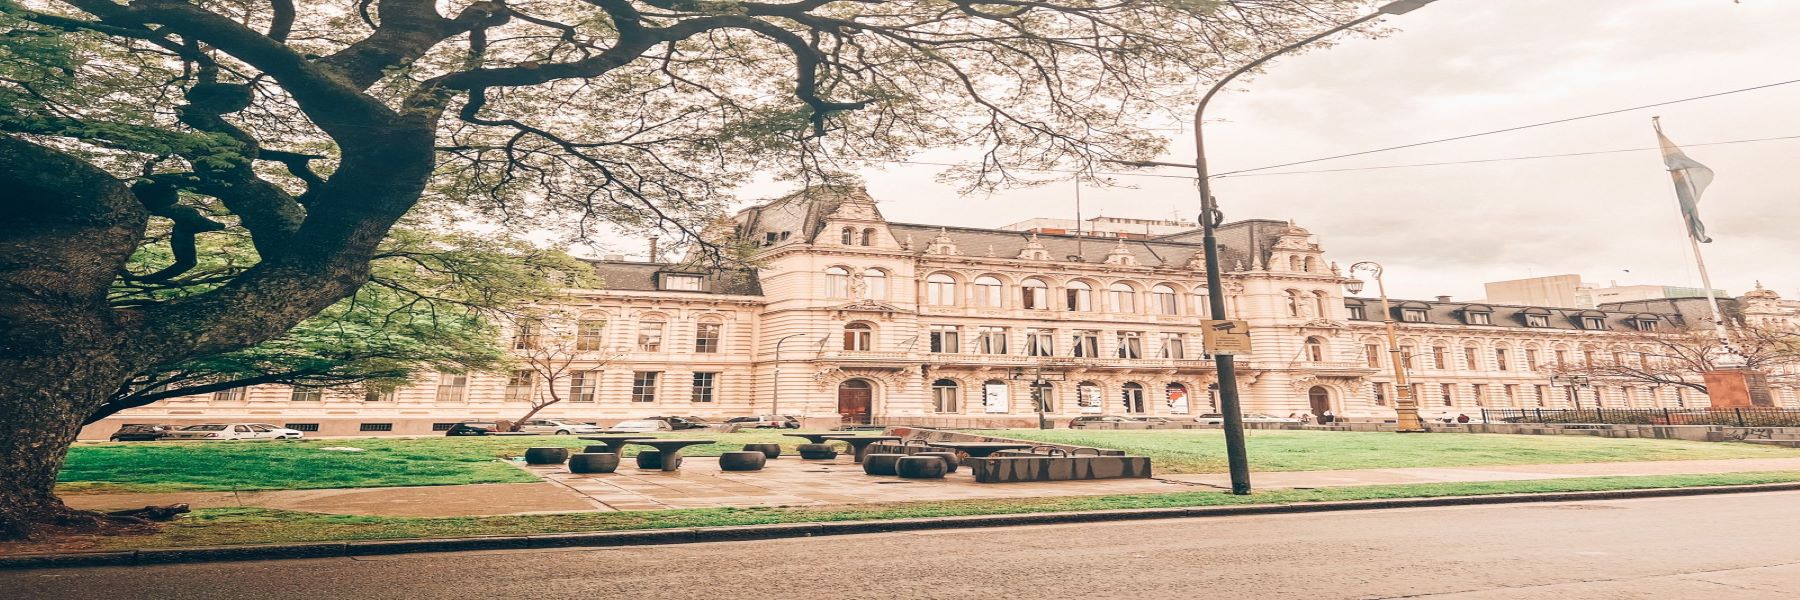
top-left (1308, 386), bottom-right (1331, 420)
top-left (838, 381), bottom-right (873, 424)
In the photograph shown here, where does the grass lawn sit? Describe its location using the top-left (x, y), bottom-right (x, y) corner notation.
top-left (58, 431), bottom-right (813, 493)
top-left (39, 470), bottom-right (1800, 552)
top-left (973, 429), bottom-right (1800, 474)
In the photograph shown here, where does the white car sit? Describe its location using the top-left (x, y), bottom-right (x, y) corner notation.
top-left (516, 419), bottom-right (605, 435)
top-left (606, 419), bottom-right (674, 433)
top-left (1193, 413), bottom-right (1303, 425)
top-left (163, 423), bottom-right (305, 440)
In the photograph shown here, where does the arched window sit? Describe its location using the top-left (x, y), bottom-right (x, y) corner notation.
top-left (1108, 282), bottom-right (1137, 313)
top-left (1304, 336), bottom-right (1326, 362)
top-left (1193, 287), bottom-right (1212, 316)
top-left (1065, 280), bottom-right (1093, 311)
top-left (931, 379), bottom-right (960, 413)
top-left (1312, 291), bottom-right (1329, 318)
top-left (1289, 256), bottom-right (1301, 272)
top-left (974, 276), bottom-right (1004, 308)
top-left (863, 268), bottom-right (887, 299)
top-left (825, 267), bottom-right (851, 298)
top-left (840, 227), bottom-right (855, 245)
top-left (1076, 381), bottom-right (1103, 414)
top-left (1303, 256), bottom-right (1316, 273)
top-left (861, 228), bottom-right (875, 246)
top-left (1165, 383), bottom-right (1190, 415)
top-left (1031, 381), bottom-right (1055, 413)
top-left (926, 273), bottom-right (958, 306)
top-left (843, 322), bottom-right (873, 351)
top-left (982, 379), bottom-right (1009, 413)
top-left (1121, 382), bottom-right (1146, 414)
top-left (1151, 284), bottom-right (1179, 315)
top-left (1285, 290), bottom-right (1303, 317)
top-left (1021, 278), bottom-right (1050, 310)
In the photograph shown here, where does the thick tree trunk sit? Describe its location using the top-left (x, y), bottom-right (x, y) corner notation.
top-left (0, 356), bottom-right (132, 539)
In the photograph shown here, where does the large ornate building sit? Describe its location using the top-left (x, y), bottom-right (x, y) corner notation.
top-left (81, 187), bottom-right (1800, 437)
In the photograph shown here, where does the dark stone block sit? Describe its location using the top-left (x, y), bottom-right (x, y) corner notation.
top-left (719, 451), bottom-right (767, 471)
top-left (523, 447), bottom-right (570, 465)
top-left (635, 450), bottom-right (681, 470)
top-left (742, 443), bottom-right (782, 459)
top-left (915, 451), bottom-right (960, 473)
top-left (862, 453), bottom-right (905, 475)
top-left (569, 452), bottom-right (619, 474)
top-left (797, 443), bottom-right (838, 460)
top-left (896, 456), bottom-right (947, 479)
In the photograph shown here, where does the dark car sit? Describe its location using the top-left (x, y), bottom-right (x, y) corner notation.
top-left (444, 421), bottom-right (502, 436)
top-left (649, 416), bottom-right (714, 431)
top-left (1068, 415), bottom-right (1133, 428)
top-left (724, 415), bottom-right (800, 429)
top-left (108, 424), bottom-right (173, 442)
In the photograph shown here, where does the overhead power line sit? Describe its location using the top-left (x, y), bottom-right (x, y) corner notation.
top-left (1212, 134), bottom-right (1800, 178)
top-left (1211, 77), bottom-right (1800, 177)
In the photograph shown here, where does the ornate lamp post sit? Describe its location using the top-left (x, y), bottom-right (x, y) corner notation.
top-left (1345, 262), bottom-right (1426, 432)
top-left (1550, 374), bottom-right (1592, 410)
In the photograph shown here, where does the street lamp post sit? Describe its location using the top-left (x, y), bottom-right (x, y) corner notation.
top-left (1108, 0), bottom-right (1438, 493)
top-left (1551, 374), bottom-right (1591, 410)
top-left (1345, 262), bottom-right (1426, 432)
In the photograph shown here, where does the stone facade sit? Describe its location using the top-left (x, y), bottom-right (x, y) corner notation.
top-left (81, 186), bottom-right (1800, 437)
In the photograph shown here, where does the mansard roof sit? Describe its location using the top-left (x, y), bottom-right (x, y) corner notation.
top-left (733, 184), bottom-right (882, 244)
top-left (885, 222), bottom-right (1252, 270)
top-left (1349, 297), bottom-right (1687, 331)
top-left (583, 260), bottom-right (762, 296)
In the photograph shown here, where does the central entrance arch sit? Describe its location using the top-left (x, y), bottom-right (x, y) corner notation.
top-left (838, 379), bottom-right (873, 425)
top-left (1308, 386), bottom-right (1331, 421)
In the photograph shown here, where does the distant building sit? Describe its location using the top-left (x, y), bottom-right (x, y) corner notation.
top-left (1485, 274), bottom-right (1725, 309)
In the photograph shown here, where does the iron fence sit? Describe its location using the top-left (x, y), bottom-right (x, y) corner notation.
top-left (1481, 407), bottom-right (1800, 428)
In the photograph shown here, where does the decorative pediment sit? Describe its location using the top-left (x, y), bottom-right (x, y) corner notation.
top-left (925, 228), bottom-right (960, 255)
top-left (1298, 318), bottom-right (1347, 330)
top-left (1016, 233), bottom-right (1052, 260)
top-left (1184, 251), bottom-right (1207, 271)
top-left (1103, 239), bottom-right (1138, 266)
top-left (829, 300), bottom-right (904, 314)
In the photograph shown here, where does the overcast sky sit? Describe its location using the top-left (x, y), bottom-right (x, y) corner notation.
top-left (713, 0), bottom-right (1800, 301)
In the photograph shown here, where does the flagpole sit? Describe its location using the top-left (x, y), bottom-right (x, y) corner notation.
top-left (1654, 116), bottom-right (1742, 366)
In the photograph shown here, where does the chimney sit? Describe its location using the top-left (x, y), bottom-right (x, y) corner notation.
top-left (1436, 295), bottom-right (1452, 303)
top-left (647, 236), bottom-right (660, 263)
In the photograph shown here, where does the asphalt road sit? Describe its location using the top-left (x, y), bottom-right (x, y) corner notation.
top-left (8, 491), bottom-right (1800, 599)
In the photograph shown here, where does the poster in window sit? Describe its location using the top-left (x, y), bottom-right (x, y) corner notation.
top-left (983, 382), bottom-right (1009, 413)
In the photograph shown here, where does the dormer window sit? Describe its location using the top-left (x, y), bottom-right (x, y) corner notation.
top-left (1401, 309), bottom-right (1427, 323)
top-left (1525, 314), bottom-right (1549, 327)
top-left (1462, 305), bottom-right (1493, 325)
top-left (1468, 312), bottom-right (1490, 325)
top-left (661, 274), bottom-right (703, 291)
top-left (1582, 317), bottom-right (1606, 330)
top-left (1347, 304), bottom-right (1366, 320)
top-left (1629, 315), bottom-right (1660, 332)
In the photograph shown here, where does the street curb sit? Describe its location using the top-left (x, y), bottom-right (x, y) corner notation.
top-left (8, 481), bottom-right (1800, 570)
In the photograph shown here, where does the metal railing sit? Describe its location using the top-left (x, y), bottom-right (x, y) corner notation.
top-left (1481, 407), bottom-right (1800, 428)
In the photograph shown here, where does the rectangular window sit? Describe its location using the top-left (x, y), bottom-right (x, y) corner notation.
top-left (1525, 314), bottom-right (1550, 328)
top-left (363, 388), bottom-right (395, 402)
top-left (435, 373), bottom-right (468, 402)
top-left (929, 325), bottom-right (961, 353)
top-left (286, 423), bottom-right (321, 432)
top-left (569, 370), bottom-right (598, 403)
top-left (1365, 344), bottom-right (1382, 368)
top-left (1555, 349), bottom-right (1568, 365)
top-left (932, 383), bottom-right (959, 413)
top-left (1633, 319), bottom-right (1658, 332)
top-left (211, 388), bottom-right (246, 402)
top-left (1372, 382), bottom-right (1388, 406)
top-left (1468, 311), bottom-right (1491, 325)
top-left (1400, 344), bottom-right (1416, 369)
top-left (1495, 348), bottom-right (1509, 371)
top-left (575, 319), bottom-right (607, 351)
top-left (1535, 385), bottom-right (1548, 407)
top-left (290, 386), bottom-right (323, 402)
top-left (1583, 350), bottom-right (1596, 365)
top-left (1440, 383), bottom-right (1455, 407)
top-left (927, 278), bottom-right (957, 306)
top-left (1582, 317), bottom-right (1606, 330)
top-left (977, 326), bottom-right (1009, 354)
top-left (1432, 346), bottom-right (1447, 370)
top-left (631, 371), bottom-right (660, 403)
top-left (1026, 328), bottom-right (1055, 357)
top-left (1401, 309), bottom-right (1428, 323)
top-left (505, 369), bottom-right (534, 401)
top-left (1116, 332), bottom-right (1143, 359)
top-left (1525, 349), bottom-right (1540, 371)
top-left (1161, 333), bottom-right (1186, 359)
top-left (1504, 384), bottom-right (1518, 406)
top-left (1348, 305), bottom-right (1367, 320)
top-left (691, 372), bottom-right (717, 403)
top-left (694, 322), bottom-right (722, 353)
top-left (1464, 347), bottom-right (1479, 371)
top-left (512, 322), bottom-right (539, 349)
top-left (662, 274), bottom-right (704, 291)
top-left (431, 422), bottom-right (459, 432)
top-left (637, 320), bottom-right (665, 351)
top-left (1072, 331), bottom-right (1100, 358)
top-left (359, 423), bottom-right (394, 432)
top-left (1472, 384), bottom-right (1487, 407)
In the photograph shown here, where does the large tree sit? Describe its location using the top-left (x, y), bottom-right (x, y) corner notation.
top-left (0, 0), bottom-right (1363, 538)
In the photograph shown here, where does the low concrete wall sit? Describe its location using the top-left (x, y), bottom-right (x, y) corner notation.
top-left (883, 427), bottom-right (1125, 456)
top-left (965, 455), bottom-right (1153, 483)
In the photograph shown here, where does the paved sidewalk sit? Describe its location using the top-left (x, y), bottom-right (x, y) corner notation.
top-left (56, 456), bottom-right (1800, 518)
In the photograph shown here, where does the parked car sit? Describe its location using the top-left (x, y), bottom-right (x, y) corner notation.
top-left (516, 419), bottom-right (605, 435)
top-left (1129, 416), bottom-right (1173, 424)
top-left (1194, 413), bottom-right (1302, 425)
top-left (444, 421), bottom-right (502, 436)
top-left (107, 424), bottom-right (174, 442)
top-left (648, 416), bottom-right (715, 430)
top-left (162, 423), bottom-right (305, 440)
top-left (1068, 415), bottom-right (1134, 428)
top-left (723, 415), bottom-right (801, 429)
top-left (607, 419), bottom-right (675, 433)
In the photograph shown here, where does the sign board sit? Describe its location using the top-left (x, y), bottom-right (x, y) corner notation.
top-left (1200, 319), bottom-right (1253, 355)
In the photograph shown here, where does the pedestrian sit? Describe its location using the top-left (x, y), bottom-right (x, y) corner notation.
top-left (1456, 413), bottom-right (1470, 424)
top-left (1299, 413), bottom-right (1312, 425)
top-left (1322, 409), bottom-right (1334, 424)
